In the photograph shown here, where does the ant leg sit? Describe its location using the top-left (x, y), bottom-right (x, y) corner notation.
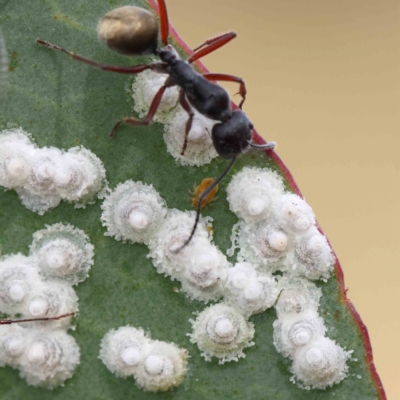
top-left (173, 156), bottom-right (237, 253)
top-left (192, 32), bottom-right (237, 52)
top-left (0, 312), bottom-right (75, 325)
top-left (178, 89), bottom-right (195, 156)
top-left (36, 39), bottom-right (166, 74)
top-left (188, 32), bottom-right (236, 63)
top-left (203, 73), bottom-right (247, 108)
top-left (110, 82), bottom-right (172, 137)
top-left (157, 0), bottom-right (170, 46)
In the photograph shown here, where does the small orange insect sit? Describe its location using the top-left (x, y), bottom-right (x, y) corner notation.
top-left (191, 178), bottom-right (219, 209)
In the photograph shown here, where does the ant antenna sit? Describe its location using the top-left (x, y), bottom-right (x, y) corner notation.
top-left (247, 140), bottom-right (276, 150)
top-left (0, 312), bottom-right (75, 325)
top-left (173, 156), bottom-right (237, 253)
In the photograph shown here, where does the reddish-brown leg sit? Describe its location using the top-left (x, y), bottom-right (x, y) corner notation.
top-left (0, 312), bottom-right (75, 325)
top-left (203, 73), bottom-right (247, 108)
top-left (178, 89), bottom-right (195, 156)
top-left (157, 0), bottom-right (170, 46)
top-left (188, 32), bottom-right (236, 63)
top-left (110, 81), bottom-right (173, 137)
top-left (36, 39), bottom-right (166, 74)
top-left (193, 31), bottom-right (236, 52)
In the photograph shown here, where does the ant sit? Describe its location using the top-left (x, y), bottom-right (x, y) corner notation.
top-left (36, 0), bottom-right (276, 251)
top-left (0, 312), bottom-right (75, 325)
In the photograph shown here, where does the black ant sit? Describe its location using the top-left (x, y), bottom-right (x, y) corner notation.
top-left (0, 312), bottom-right (75, 325)
top-left (36, 1), bottom-right (276, 251)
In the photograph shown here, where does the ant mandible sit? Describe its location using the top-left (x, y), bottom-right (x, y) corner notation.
top-left (36, 0), bottom-right (276, 251)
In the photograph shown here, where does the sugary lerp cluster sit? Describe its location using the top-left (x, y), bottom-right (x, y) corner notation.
top-left (187, 261), bottom-right (279, 364)
top-left (227, 167), bottom-right (335, 281)
top-left (101, 180), bottom-right (168, 245)
top-left (131, 70), bottom-right (180, 123)
top-left (188, 302), bottom-right (255, 364)
top-left (101, 180), bottom-right (230, 304)
top-left (101, 180), bottom-right (280, 366)
top-left (273, 277), bottom-right (352, 389)
top-left (223, 262), bottom-right (280, 318)
top-left (225, 166), bottom-right (350, 389)
top-left (0, 223), bottom-right (94, 388)
top-left (131, 70), bottom-right (218, 166)
top-left (99, 326), bottom-right (188, 392)
top-left (0, 128), bottom-right (108, 214)
top-left (147, 209), bottom-right (230, 303)
top-left (99, 163), bottom-right (350, 389)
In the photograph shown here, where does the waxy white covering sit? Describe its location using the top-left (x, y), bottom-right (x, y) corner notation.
top-left (0, 128), bottom-right (108, 214)
top-left (0, 223), bottom-right (94, 388)
top-left (100, 326), bottom-right (188, 392)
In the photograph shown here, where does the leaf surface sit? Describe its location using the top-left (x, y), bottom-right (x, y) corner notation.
top-left (0, 0), bottom-right (385, 398)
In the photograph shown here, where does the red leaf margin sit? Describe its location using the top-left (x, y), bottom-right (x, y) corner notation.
top-left (147, 1), bottom-right (387, 398)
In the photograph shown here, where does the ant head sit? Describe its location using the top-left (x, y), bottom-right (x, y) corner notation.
top-left (212, 111), bottom-right (253, 159)
top-left (98, 6), bottom-right (159, 56)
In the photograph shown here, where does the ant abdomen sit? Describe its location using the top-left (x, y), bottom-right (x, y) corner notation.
top-left (97, 6), bottom-right (159, 56)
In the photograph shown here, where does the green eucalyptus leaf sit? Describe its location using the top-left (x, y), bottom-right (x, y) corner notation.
top-left (0, 0), bottom-right (384, 399)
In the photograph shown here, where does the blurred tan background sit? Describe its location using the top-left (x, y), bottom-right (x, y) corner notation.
top-left (167, 0), bottom-right (399, 397)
